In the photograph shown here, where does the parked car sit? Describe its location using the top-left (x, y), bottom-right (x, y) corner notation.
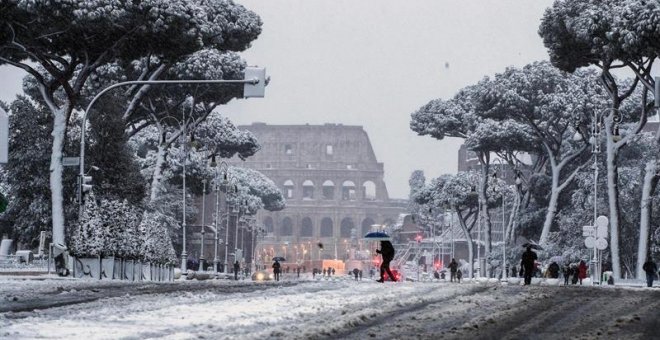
top-left (252, 270), bottom-right (274, 281)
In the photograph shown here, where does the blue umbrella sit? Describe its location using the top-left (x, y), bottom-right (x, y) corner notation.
top-left (272, 256), bottom-right (286, 262)
top-left (363, 231), bottom-right (391, 241)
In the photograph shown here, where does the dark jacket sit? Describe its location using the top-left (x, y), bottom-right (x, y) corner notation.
top-left (643, 260), bottom-right (657, 274)
top-left (272, 261), bottom-right (281, 273)
top-left (379, 241), bottom-right (395, 261)
top-left (449, 260), bottom-right (458, 273)
top-left (521, 249), bottom-right (537, 269)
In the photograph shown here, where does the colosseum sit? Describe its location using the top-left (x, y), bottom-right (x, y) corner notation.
top-left (231, 123), bottom-right (407, 270)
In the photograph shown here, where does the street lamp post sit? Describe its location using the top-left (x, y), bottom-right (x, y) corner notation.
top-left (212, 157), bottom-right (221, 274)
top-left (199, 179), bottom-right (206, 271)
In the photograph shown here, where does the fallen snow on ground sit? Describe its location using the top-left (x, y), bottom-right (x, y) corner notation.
top-left (0, 278), bottom-right (479, 339)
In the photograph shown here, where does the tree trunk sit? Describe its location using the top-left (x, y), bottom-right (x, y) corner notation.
top-left (50, 109), bottom-right (68, 245)
top-left (456, 209), bottom-right (474, 278)
top-left (479, 160), bottom-right (492, 276)
top-left (149, 143), bottom-right (167, 203)
top-left (636, 161), bottom-right (658, 279)
top-left (539, 171), bottom-right (560, 245)
top-left (605, 117), bottom-right (622, 279)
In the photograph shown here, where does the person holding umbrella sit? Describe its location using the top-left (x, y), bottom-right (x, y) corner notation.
top-left (376, 240), bottom-right (397, 283)
top-left (272, 259), bottom-right (282, 281)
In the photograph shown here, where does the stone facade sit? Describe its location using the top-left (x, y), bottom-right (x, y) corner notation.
top-left (232, 123), bottom-right (406, 267)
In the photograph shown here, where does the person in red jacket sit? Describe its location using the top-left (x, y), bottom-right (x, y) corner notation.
top-left (578, 260), bottom-right (588, 285)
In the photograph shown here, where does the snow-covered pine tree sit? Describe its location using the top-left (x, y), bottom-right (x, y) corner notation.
top-left (70, 193), bottom-right (103, 257)
top-left (139, 210), bottom-right (176, 264)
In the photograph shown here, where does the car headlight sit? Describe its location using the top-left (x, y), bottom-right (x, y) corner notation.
top-left (269, 273), bottom-right (274, 280)
top-left (256, 273), bottom-right (264, 280)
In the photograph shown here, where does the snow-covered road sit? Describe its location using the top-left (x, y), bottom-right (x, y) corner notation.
top-left (1, 277), bottom-right (659, 339)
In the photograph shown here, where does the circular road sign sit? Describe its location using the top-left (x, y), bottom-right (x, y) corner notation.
top-left (584, 236), bottom-right (596, 249)
top-left (595, 238), bottom-right (608, 250)
top-left (596, 215), bottom-right (609, 228)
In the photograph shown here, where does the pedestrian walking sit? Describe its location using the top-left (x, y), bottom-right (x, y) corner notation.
top-left (312, 268), bottom-right (317, 279)
top-left (449, 258), bottom-right (458, 282)
top-left (322, 268), bottom-right (327, 277)
top-left (563, 263), bottom-right (571, 286)
top-left (578, 260), bottom-right (588, 285)
top-left (521, 246), bottom-right (537, 285)
top-left (297, 267), bottom-right (301, 278)
top-left (233, 260), bottom-right (240, 281)
top-left (331, 268), bottom-right (335, 276)
top-left (272, 260), bottom-right (281, 281)
top-left (376, 240), bottom-right (396, 283)
top-left (642, 258), bottom-right (658, 287)
top-left (353, 268), bottom-right (359, 281)
top-left (359, 270), bottom-right (363, 280)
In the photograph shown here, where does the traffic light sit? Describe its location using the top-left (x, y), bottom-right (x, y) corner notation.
top-left (0, 191), bottom-right (8, 213)
top-left (77, 175), bottom-right (93, 202)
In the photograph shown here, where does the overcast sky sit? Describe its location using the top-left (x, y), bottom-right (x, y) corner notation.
top-left (0, 0), bottom-right (554, 199)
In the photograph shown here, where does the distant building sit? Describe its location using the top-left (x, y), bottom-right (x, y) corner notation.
top-left (223, 123), bottom-right (407, 269)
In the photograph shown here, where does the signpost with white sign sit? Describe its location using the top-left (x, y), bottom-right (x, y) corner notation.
top-left (583, 216), bottom-right (609, 285)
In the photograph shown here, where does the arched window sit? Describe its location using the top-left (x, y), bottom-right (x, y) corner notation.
top-left (320, 217), bottom-right (333, 237)
top-left (283, 179), bottom-right (294, 199)
top-left (281, 217), bottom-right (293, 236)
top-left (264, 216), bottom-right (274, 234)
top-left (301, 217), bottom-right (313, 237)
top-left (340, 217), bottom-right (354, 237)
top-left (362, 181), bottom-right (376, 200)
top-left (322, 180), bottom-right (335, 200)
top-left (342, 180), bottom-right (356, 201)
top-left (302, 180), bottom-right (314, 200)
top-left (361, 217), bottom-right (375, 237)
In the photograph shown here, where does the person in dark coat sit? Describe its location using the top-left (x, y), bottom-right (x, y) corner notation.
top-left (359, 270), bottom-right (363, 280)
top-left (296, 266), bottom-right (301, 278)
top-left (563, 263), bottom-right (571, 285)
top-left (449, 258), bottom-right (458, 282)
top-left (322, 268), bottom-right (327, 277)
top-left (272, 260), bottom-right (281, 281)
top-left (353, 268), bottom-right (359, 281)
top-left (376, 240), bottom-right (396, 283)
top-left (331, 268), bottom-right (335, 276)
top-left (642, 258), bottom-right (658, 287)
top-left (233, 261), bottom-right (240, 281)
top-left (521, 246), bottom-right (537, 285)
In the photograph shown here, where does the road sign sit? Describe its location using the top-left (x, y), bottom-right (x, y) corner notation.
top-left (584, 236), bottom-right (596, 249)
top-left (582, 226), bottom-right (595, 237)
top-left (62, 157), bottom-right (80, 166)
top-left (595, 238), bottom-right (608, 250)
top-left (596, 215), bottom-right (609, 228)
top-left (243, 67), bottom-right (266, 98)
top-left (596, 225), bottom-right (608, 238)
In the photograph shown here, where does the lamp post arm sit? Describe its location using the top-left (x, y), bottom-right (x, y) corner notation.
top-left (78, 78), bottom-right (258, 203)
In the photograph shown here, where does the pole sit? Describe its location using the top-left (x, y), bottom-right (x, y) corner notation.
top-left (180, 106), bottom-right (188, 273)
top-left (477, 204), bottom-right (481, 278)
top-left (224, 202), bottom-right (230, 273)
top-left (213, 169), bottom-right (219, 274)
top-left (502, 163), bottom-right (507, 280)
top-left (593, 110), bottom-right (599, 284)
top-left (199, 179), bottom-right (206, 271)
